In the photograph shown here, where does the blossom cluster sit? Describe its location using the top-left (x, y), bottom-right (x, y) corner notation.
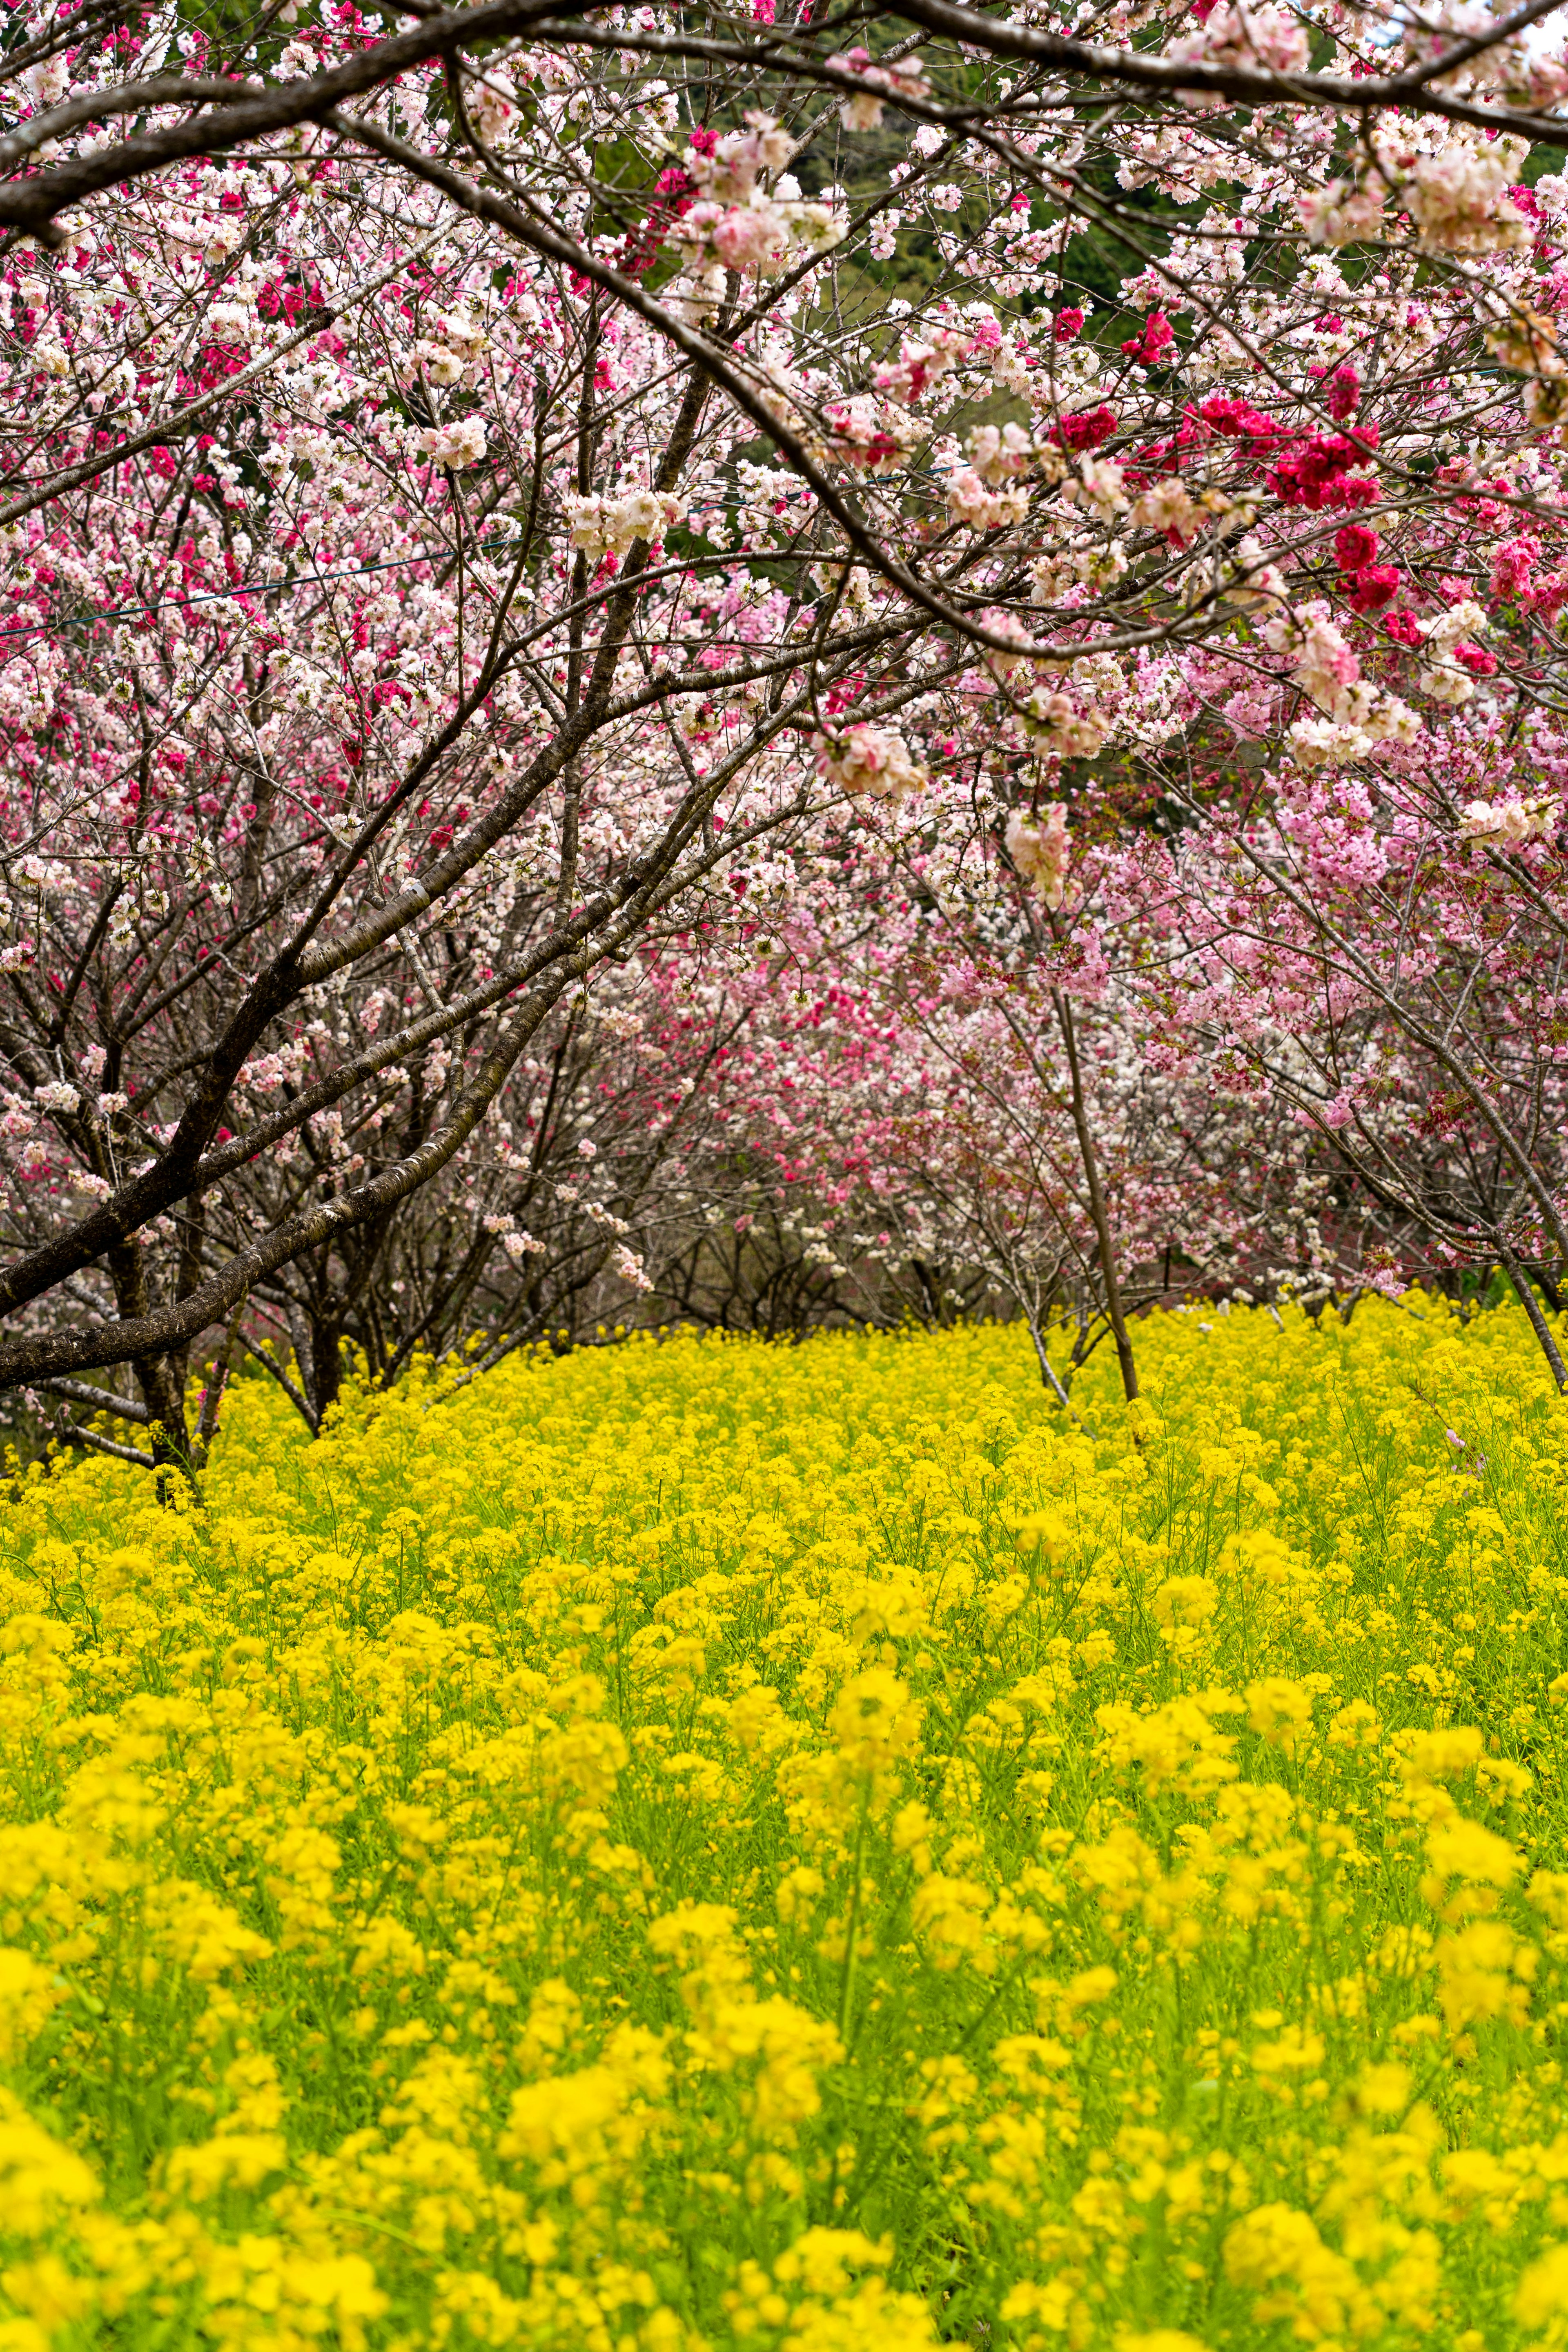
top-left (815, 723), bottom-right (927, 804)
top-left (564, 487), bottom-right (689, 558)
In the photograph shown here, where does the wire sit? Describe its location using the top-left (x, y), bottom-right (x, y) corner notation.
top-left (0, 537), bottom-right (517, 646)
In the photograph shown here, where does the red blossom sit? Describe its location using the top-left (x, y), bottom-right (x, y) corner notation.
top-left (1348, 563), bottom-right (1401, 613)
top-left (1054, 405), bottom-right (1118, 452)
top-left (1334, 523), bottom-right (1380, 572)
top-left (1120, 310), bottom-right (1176, 366)
top-left (1325, 365), bottom-right (1361, 421)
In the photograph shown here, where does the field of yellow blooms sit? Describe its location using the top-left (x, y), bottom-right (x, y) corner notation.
top-left (2, 1299), bottom-right (1568, 2352)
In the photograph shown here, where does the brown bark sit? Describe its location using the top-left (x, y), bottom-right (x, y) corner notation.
top-left (1052, 987), bottom-right (1140, 1411)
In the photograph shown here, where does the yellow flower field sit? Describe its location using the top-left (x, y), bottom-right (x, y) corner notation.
top-left (2, 1299), bottom-right (1568, 2352)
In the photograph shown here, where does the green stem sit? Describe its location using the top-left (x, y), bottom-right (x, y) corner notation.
top-left (838, 1786), bottom-right (870, 2045)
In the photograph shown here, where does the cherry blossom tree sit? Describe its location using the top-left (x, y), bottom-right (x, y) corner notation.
top-left (0, 0), bottom-right (1566, 1459)
top-left (1120, 705), bottom-right (1568, 1384)
top-left (635, 845), bottom-right (1404, 1410)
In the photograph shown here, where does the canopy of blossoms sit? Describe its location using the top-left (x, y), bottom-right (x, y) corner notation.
top-left (0, 0), bottom-right (1564, 1459)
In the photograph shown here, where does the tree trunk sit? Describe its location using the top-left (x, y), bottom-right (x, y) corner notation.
top-left (1500, 1247), bottom-right (1568, 1394)
top-left (107, 1237), bottom-right (193, 1479)
top-left (1052, 987), bottom-right (1140, 1409)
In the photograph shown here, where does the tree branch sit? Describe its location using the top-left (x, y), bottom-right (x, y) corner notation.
top-left (35, 1376), bottom-right (151, 1422)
